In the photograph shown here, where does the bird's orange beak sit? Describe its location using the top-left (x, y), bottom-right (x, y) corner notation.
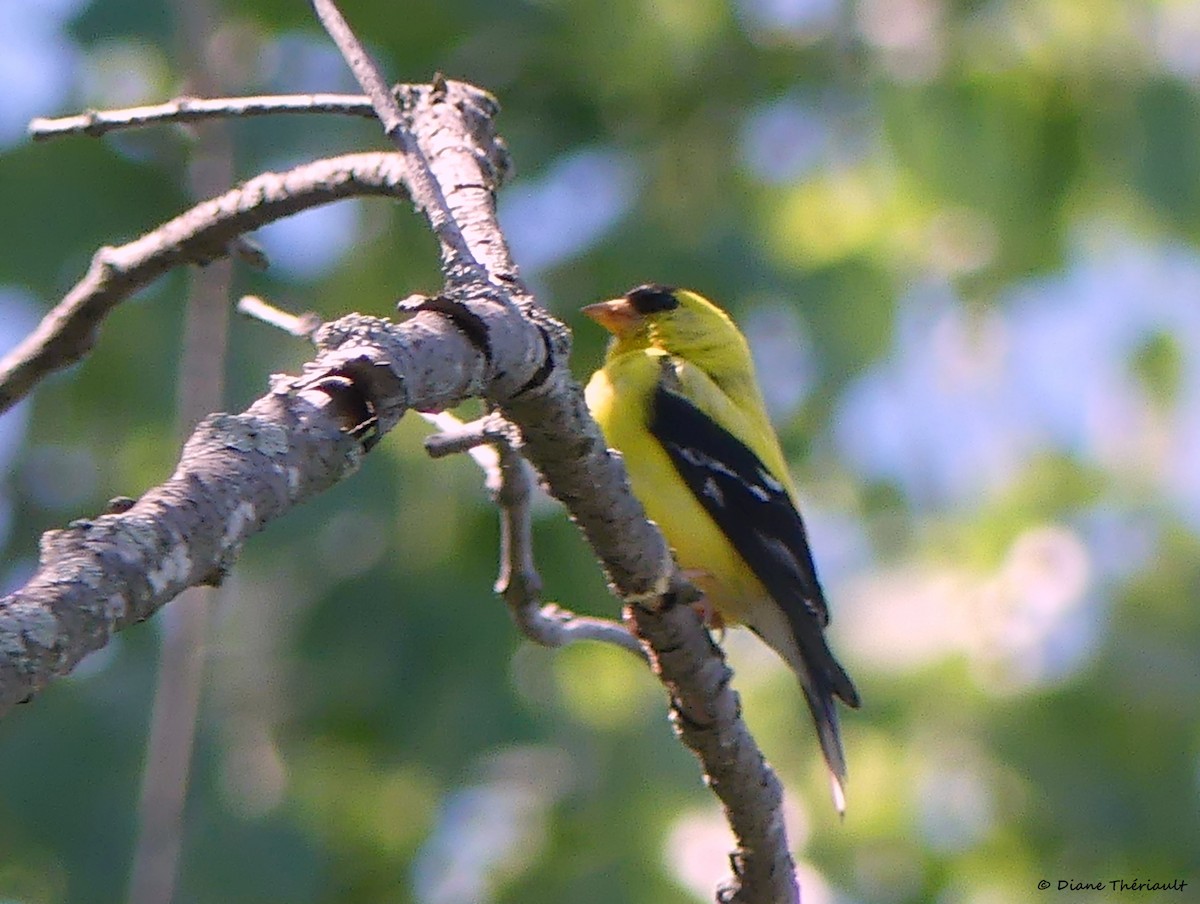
top-left (581, 298), bottom-right (642, 335)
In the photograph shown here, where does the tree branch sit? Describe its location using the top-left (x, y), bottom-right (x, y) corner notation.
top-left (311, 0), bottom-right (480, 272)
top-left (0, 306), bottom-right (490, 714)
top-left (238, 292), bottom-right (644, 659)
top-left (28, 93), bottom-right (378, 140)
top-left (629, 599), bottom-right (799, 903)
top-left (4, 13), bottom-right (800, 894)
top-left (3, 76), bottom-right (514, 417)
top-left (237, 295), bottom-right (322, 338)
top-left (333, 43), bottom-right (800, 894)
top-left (0, 152), bottom-right (406, 414)
top-left (423, 411), bottom-right (647, 659)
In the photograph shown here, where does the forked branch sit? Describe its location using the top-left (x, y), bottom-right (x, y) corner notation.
top-left (0, 2), bottom-right (802, 899)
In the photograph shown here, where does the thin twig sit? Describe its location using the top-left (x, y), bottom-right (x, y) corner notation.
top-left (310, 0), bottom-right (479, 271)
top-left (237, 295), bottom-right (322, 338)
top-left (28, 93), bottom-right (376, 140)
top-left (421, 410), bottom-right (647, 659)
top-left (422, 410), bottom-right (513, 459)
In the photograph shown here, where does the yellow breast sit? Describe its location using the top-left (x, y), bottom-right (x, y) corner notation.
top-left (584, 355), bottom-right (766, 623)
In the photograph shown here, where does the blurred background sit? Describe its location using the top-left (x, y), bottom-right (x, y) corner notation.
top-left (1, 0), bottom-right (1198, 902)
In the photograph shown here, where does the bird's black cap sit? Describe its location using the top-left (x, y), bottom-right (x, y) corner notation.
top-left (625, 284), bottom-right (679, 314)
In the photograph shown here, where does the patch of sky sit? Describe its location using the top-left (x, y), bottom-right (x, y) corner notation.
top-left (916, 757), bottom-right (994, 854)
top-left (834, 229), bottom-right (1200, 528)
top-left (839, 523), bottom-right (1110, 693)
top-left (1152, 1), bottom-right (1200, 82)
top-left (413, 746), bottom-right (572, 904)
top-left (744, 297), bottom-right (817, 420)
top-left (835, 279), bottom-right (1036, 507)
top-left (0, 288), bottom-right (42, 550)
top-left (253, 179), bottom-right (362, 282)
top-left (1005, 234), bottom-right (1200, 525)
top-left (258, 31), bottom-right (363, 94)
top-left (498, 146), bottom-right (639, 277)
top-left (734, 0), bottom-right (842, 43)
top-left (739, 94), bottom-right (835, 185)
top-left (0, 0), bottom-right (87, 146)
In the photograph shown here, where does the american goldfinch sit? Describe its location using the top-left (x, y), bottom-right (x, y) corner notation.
top-left (583, 284), bottom-right (860, 812)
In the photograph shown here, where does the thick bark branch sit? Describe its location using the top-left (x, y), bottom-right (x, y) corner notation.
top-left (0, 307), bottom-right (491, 715)
top-left (630, 601), bottom-right (799, 903)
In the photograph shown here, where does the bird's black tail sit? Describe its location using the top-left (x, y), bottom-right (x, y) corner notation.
top-left (799, 674), bottom-right (851, 815)
top-left (749, 616), bottom-right (860, 812)
top-left (793, 634), bottom-right (860, 815)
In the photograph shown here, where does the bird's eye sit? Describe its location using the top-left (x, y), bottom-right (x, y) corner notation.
top-left (625, 284), bottom-right (679, 314)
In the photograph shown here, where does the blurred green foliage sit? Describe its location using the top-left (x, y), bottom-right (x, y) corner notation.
top-left (1, 1), bottom-right (1198, 903)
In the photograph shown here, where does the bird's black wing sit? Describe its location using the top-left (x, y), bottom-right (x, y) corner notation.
top-left (649, 380), bottom-right (859, 709)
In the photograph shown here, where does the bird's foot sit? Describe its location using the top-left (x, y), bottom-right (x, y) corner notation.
top-left (679, 569), bottom-right (725, 641)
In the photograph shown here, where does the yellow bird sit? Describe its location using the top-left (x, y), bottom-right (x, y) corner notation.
top-left (583, 284), bottom-right (860, 812)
